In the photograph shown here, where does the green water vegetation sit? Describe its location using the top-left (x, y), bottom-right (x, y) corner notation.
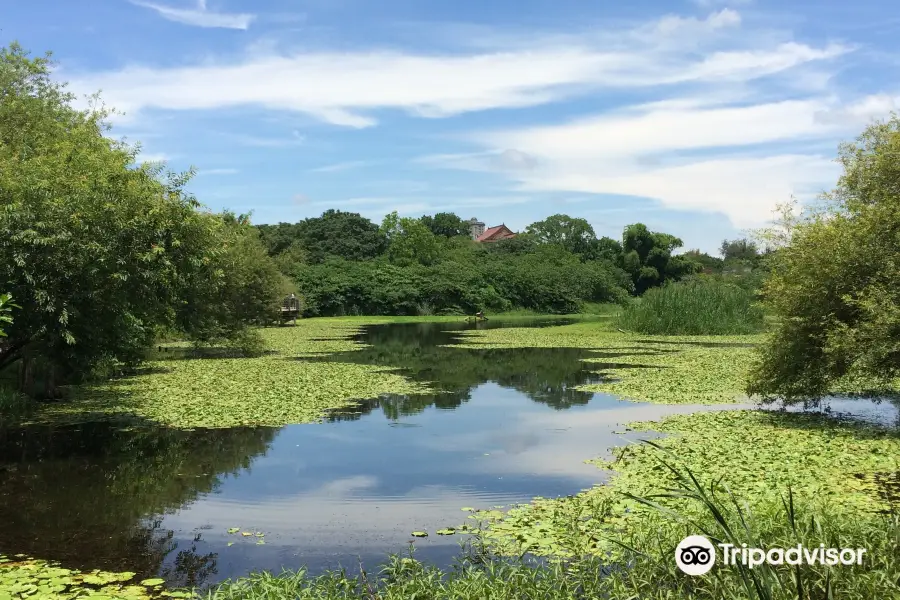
top-left (472, 410), bottom-right (900, 555)
top-left (31, 322), bottom-right (430, 428)
top-left (0, 555), bottom-right (193, 599)
top-left (618, 278), bottom-right (766, 335)
top-left (452, 321), bottom-right (762, 404)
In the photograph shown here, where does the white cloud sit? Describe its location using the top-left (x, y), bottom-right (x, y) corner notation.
top-left (309, 160), bottom-right (373, 173)
top-left (691, 0), bottom-right (753, 7)
top-left (66, 10), bottom-right (848, 129)
top-left (62, 8), bottom-right (887, 230)
top-left (648, 8), bottom-right (741, 37)
top-left (813, 93), bottom-right (900, 125)
top-left (428, 93), bottom-right (898, 227)
top-left (216, 130), bottom-right (305, 147)
top-left (513, 154), bottom-right (838, 228)
top-left (130, 0), bottom-right (255, 30)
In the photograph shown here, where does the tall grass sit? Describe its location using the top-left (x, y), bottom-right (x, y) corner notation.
top-left (204, 446), bottom-right (899, 599)
top-left (619, 279), bottom-right (765, 335)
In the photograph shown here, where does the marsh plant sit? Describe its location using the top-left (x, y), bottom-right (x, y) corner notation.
top-left (619, 279), bottom-right (766, 335)
top-left (605, 442), bottom-right (900, 599)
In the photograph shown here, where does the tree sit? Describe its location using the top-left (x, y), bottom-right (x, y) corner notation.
top-left (682, 250), bottom-right (724, 274)
top-left (255, 222), bottom-right (304, 256)
top-left (381, 211), bottom-right (440, 266)
top-left (0, 293), bottom-right (16, 338)
top-left (621, 224), bottom-right (699, 294)
top-left (177, 212), bottom-right (293, 348)
top-left (420, 212), bottom-right (470, 238)
top-left (747, 115), bottom-right (900, 401)
top-left (525, 214), bottom-right (597, 256)
top-left (585, 236), bottom-right (623, 263)
top-left (294, 210), bottom-right (387, 263)
top-left (0, 43), bottom-right (283, 392)
top-left (719, 238), bottom-right (760, 262)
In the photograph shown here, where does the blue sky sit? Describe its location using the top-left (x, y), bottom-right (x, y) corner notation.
top-left (4, 0), bottom-right (899, 253)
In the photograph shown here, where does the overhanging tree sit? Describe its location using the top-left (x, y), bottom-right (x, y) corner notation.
top-left (0, 43), bottom-right (282, 393)
top-left (747, 115), bottom-right (900, 401)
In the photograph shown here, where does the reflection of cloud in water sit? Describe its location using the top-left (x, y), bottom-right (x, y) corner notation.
top-left (164, 477), bottom-right (503, 554)
top-left (414, 385), bottom-right (751, 479)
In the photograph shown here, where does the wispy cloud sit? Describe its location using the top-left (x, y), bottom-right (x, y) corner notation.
top-left (130, 0), bottom-right (255, 30)
top-left (68, 9), bottom-right (847, 129)
top-left (424, 93), bottom-right (900, 227)
top-left (308, 160), bottom-right (373, 173)
top-left (216, 130), bottom-right (305, 147)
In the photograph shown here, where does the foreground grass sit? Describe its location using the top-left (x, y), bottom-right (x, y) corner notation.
top-left (201, 473), bottom-right (900, 600)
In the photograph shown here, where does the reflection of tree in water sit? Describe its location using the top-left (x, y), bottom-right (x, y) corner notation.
top-left (319, 321), bottom-right (658, 421)
top-left (0, 421), bottom-right (277, 587)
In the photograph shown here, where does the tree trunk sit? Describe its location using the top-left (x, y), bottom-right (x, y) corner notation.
top-left (18, 357), bottom-right (34, 396)
top-left (45, 363), bottom-right (62, 400)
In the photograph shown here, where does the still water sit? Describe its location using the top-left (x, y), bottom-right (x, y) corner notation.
top-left (0, 318), bottom-right (882, 589)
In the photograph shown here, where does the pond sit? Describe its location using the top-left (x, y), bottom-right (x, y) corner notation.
top-left (0, 319), bottom-right (799, 589)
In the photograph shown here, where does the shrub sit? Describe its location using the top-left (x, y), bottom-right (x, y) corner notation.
top-left (619, 279), bottom-right (766, 335)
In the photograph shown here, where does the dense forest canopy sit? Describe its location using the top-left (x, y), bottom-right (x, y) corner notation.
top-left (253, 208), bottom-right (747, 317)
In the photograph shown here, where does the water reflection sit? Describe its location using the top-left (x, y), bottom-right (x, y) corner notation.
top-left (0, 422), bottom-right (276, 587)
top-left (305, 320), bottom-right (675, 417)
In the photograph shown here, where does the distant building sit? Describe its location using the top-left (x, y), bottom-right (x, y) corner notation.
top-left (475, 224), bottom-right (517, 243)
top-left (467, 217), bottom-right (486, 240)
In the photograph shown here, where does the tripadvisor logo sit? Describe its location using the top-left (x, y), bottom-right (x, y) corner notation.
top-left (675, 535), bottom-right (868, 576)
top-left (676, 535), bottom-right (716, 575)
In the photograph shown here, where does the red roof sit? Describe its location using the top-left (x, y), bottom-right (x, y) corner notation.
top-left (475, 224), bottom-right (516, 242)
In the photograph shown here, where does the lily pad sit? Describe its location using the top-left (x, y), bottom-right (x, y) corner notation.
top-left (410, 531), bottom-right (428, 537)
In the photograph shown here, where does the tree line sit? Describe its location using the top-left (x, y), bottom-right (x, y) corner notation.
top-left (254, 210), bottom-right (765, 317)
